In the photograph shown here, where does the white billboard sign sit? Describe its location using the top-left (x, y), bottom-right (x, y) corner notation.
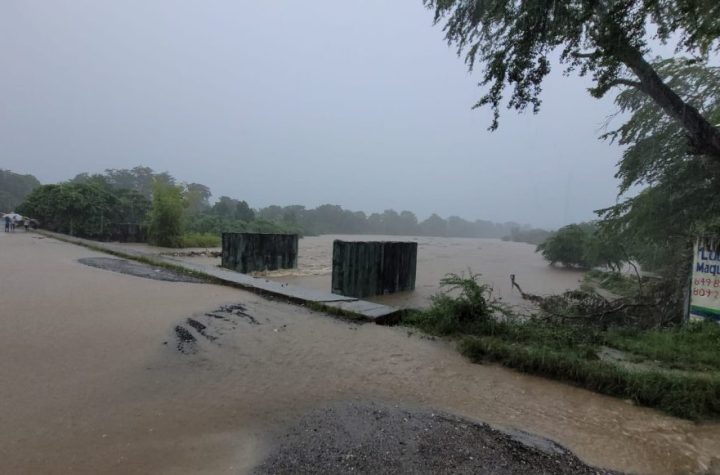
top-left (690, 239), bottom-right (720, 321)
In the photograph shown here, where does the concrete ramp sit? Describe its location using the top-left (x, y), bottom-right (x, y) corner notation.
top-left (39, 231), bottom-right (399, 323)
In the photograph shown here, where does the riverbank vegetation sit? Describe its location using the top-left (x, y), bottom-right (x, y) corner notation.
top-left (523, 58), bottom-right (720, 329)
top-left (536, 223), bottom-right (625, 271)
top-left (401, 273), bottom-right (720, 420)
top-left (429, 0), bottom-right (720, 322)
top-left (385, 7), bottom-right (720, 420)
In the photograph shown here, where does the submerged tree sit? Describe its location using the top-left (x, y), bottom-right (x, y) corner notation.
top-left (537, 223), bottom-right (592, 268)
top-left (425, 0), bottom-right (720, 160)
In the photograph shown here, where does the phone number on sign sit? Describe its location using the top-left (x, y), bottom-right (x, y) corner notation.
top-left (693, 277), bottom-right (720, 287)
top-left (693, 287), bottom-right (720, 298)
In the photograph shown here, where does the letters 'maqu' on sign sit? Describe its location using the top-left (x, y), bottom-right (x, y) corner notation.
top-left (690, 239), bottom-right (720, 321)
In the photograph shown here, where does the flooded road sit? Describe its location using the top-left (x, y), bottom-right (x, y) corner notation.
top-left (1, 232), bottom-right (719, 474)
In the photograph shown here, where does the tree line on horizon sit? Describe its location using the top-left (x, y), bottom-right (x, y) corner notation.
top-left (10, 166), bottom-right (550, 243)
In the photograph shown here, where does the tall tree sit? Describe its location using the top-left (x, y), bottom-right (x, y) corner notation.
top-left (102, 166), bottom-right (175, 199)
top-left (599, 59), bottom-right (720, 271)
top-left (0, 169), bottom-right (41, 212)
top-left (399, 211), bottom-right (419, 235)
top-left (183, 183), bottom-right (212, 215)
top-left (147, 182), bottom-right (185, 247)
top-left (426, 0), bottom-right (720, 159)
top-left (419, 213), bottom-right (448, 236)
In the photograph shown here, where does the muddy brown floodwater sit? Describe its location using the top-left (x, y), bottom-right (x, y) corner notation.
top-left (150, 234), bottom-right (586, 309)
top-left (1, 232), bottom-right (719, 474)
top-left (266, 235), bottom-right (586, 309)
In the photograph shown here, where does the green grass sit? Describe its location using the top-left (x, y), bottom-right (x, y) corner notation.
top-left (604, 322), bottom-right (720, 372)
top-left (180, 232), bottom-right (221, 248)
top-left (458, 336), bottom-right (720, 420)
top-left (400, 271), bottom-right (720, 420)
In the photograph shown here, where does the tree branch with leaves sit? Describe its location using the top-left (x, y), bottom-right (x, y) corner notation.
top-left (426, 0), bottom-right (720, 159)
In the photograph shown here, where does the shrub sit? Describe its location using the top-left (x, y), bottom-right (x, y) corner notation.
top-left (148, 182), bottom-right (184, 247)
top-left (403, 272), bottom-right (507, 335)
top-left (402, 272), bottom-right (720, 419)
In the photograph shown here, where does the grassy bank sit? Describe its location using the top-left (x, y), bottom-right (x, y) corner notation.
top-left (180, 232), bottom-right (221, 248)
top-left (401, 273), bottom-right (720, 420)
top-left (604, 324), bottom-right (720, 372)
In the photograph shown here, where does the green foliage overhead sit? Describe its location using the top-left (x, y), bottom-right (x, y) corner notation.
top-left (598, 60), bottom-right (720, 280)
top-left (424, 3), bottom-right (720, 320)
top-left (604, 59), bottom-right (720, 193)
top-left (0, 169), bottom-right (41, 213)
top-left (426, 0), bottom-right (720, 159)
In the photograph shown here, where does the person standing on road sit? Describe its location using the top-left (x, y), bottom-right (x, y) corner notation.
top-left (4, 215), bottom-right (10, 232)
top-left (23, 218), bottom-right (30, 232)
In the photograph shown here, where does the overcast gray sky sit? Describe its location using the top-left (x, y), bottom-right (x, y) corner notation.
top-left (1, 0), bottom-right (627, 229)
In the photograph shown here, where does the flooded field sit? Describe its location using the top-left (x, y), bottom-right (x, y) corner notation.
top-left (2, 232), bottom-right (719, 474)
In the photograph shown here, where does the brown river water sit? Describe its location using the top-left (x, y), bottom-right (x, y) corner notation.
top-left (2, 232), bottom-right (719, 474)
top-left (261, 234), bottom-right (585, 309)
top-left (167, 234), bottom-right (586, 309)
